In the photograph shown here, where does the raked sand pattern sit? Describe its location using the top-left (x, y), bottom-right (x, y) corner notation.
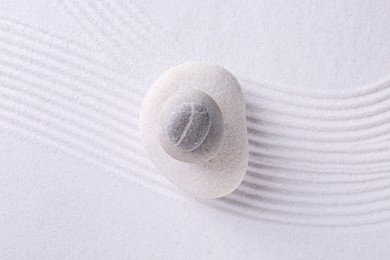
top-left (1, 0), bottom-right (390, 229)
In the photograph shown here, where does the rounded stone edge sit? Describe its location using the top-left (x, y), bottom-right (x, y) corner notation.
top-left (139, 62), bottom-right (249, 198)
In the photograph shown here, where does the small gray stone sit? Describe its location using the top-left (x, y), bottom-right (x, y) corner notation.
top-left (165, 103), bottom-right (211, 152)
top-left (158, 89), bottom-right (224, 163)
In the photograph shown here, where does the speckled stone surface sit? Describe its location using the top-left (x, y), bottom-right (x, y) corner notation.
top-left (140, 62), bottom-right (248, 198)
top-left (158, 89), bottom-right (224, 163)
top-left (164, 101), bottom-right (211, 152)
